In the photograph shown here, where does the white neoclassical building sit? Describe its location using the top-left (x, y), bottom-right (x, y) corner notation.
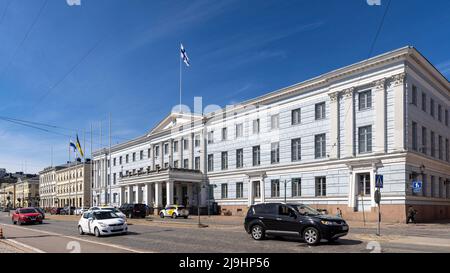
top-left (93, 46), bottom-right (450, 222)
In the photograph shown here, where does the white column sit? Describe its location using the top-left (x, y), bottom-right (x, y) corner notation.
top-left (166, 180), bottom-right (174, 206)
top-left (343, 88), bottom-right (355, 158)
top-left (151, 144), bottom-right (156, 170)
top-left (169, 139), bottom-right (174, 168)
top-left (248, 180), bottom-right (254, 207)
top-left (260, 179), bottom-right (265, 203)
top-left (374, 78), bottom-right (387, 154)
top-left (328, 91), bottom-right (340, 159)
top-left (190, 133), bottom-right (195, 169)
top-left (392, 72), bottom-right (406, 151)
top-left (155, 182), bottom-right (162, 208)
top-left (160, 142), bottom-right (164, 167)
top-left (348, 168), bottom-right (356, 209)
top-left (127, 185), bottom-right (132, 204)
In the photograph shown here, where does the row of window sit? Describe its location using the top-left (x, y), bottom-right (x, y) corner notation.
top-left (209, 125), bottom-right (373, 171)
top-left (109, 137), bottom-right (202, 168)
top-left (210, 91), bottom-right (373, 144)
top-left (411, 121), bottom-right (450, 162)
top-left (220, 177), bottom-right (327, 199)
top-left (411, 85), bottom-right (449, 126)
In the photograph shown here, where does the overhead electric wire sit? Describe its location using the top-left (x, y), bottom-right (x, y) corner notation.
top-left (0, 0), bottom-right (48, 77)
top-left (0, 0), bottom-right (14, 26)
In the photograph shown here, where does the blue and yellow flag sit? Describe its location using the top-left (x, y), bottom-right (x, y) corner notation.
top-left (76, 134), bottom-right (84, 158)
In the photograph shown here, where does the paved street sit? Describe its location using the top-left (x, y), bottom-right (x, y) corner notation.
top-left (1, 212), bottom-right (450, 253)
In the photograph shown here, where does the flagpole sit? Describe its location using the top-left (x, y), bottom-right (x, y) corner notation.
top-left (179, 43), bottom-right (182, 113)
top-left (109, 113), bottom-right (112, 206)
top-left (90, 123), bottom-right (93, 208)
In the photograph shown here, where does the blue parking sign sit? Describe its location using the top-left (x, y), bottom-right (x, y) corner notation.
top-left (375, 175), bottom-right (383, 188)
top-left (412, 180), bottom-right (422, 193)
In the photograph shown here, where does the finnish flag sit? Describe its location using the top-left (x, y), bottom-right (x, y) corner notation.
top-left (180, 43), bottom-right (190, 67)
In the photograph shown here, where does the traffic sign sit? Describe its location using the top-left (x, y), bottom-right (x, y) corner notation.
top-left (412, 180), bottom-right (422, 193)
top-left (375, 175), bottom-right (383, 188)
top-left (374, 189), bottom-right (381, 204)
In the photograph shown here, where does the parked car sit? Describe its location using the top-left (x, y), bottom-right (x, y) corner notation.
top-left (61, 206), bottom-right (76, 215)
top-left (88, 206), bottom-right (126, 221)
top-left (244, 203), bottom-right (349, 245)
top-left (35, 207), bottom-right (46, 219)
top-left (78, 210), bottom-right (128, 237)
top-left (119, 203), bottom-right (146, 218)
top-left (159, 205), bottom-right (189, 219)
top-left (50, 207), bottom-right (63, 215)
top-left (75, 207), bottom-right (88, 215)
top-left (12, 208), bottom-right (43, 225)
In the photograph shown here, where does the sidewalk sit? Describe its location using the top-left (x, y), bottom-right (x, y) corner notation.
top-left (0, 239), bottom-right (31, 253)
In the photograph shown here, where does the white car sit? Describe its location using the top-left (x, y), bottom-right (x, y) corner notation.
top-left (88, 206), bottom-right (127, 221)
top-left (75, 208), bottom-right (88, 215)
top-left (160, 205), bottom-right (189, 219)
top-left (78, 210), bottom-right (128, 237)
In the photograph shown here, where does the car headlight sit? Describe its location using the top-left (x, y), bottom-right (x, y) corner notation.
top-left (321, 220), bottom-right (336, 226)
top-left (98, 222), bottom-right (107, 227)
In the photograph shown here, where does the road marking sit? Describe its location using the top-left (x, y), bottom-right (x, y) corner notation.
top-left (5, 239), bottom-right (46, 253)
top-left (0, 224), bottom-right (155, 253)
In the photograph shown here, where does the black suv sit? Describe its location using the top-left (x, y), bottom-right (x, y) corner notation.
top-left (119, 203), bottom-right (146, 218)
top-left (244, 203), bottom-right (349, 245)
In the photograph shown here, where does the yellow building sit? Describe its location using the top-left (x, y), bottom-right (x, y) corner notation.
top-left (15, 176), bottom-right (40, 207)
top-left (0, 183), bottom-right (16, 208)
top-left (40, 161), bottom-right (91, 208)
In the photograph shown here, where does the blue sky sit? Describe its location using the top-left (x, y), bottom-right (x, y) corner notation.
top-left (0, 0), bottom-right (449, 173)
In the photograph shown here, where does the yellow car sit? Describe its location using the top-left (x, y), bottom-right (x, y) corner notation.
top-left (160, 205), bottom-right (189, 219)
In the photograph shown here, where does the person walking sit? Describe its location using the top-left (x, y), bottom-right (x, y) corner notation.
top-left (336, 207), bottom-right (343, 218)
top-left (406, 206), bottom-right (417, 224)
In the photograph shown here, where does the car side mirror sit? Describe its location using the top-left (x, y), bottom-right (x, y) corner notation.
top-left (289, 212), bottom-right (297, 218)
top-left (88, 217), bottom-right (93, 221)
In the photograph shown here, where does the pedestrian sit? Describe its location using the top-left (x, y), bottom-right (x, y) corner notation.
top-left (336, 207), bottom-right (343, 218)
top-left (406, 205), bottom-right (417, 224)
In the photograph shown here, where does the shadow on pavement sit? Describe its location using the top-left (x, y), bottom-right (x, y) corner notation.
top-left (266, 235), bottom-right (363, 246)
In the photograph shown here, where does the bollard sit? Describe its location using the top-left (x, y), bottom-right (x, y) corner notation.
top-left (0, 227), bottom-right (4, 239)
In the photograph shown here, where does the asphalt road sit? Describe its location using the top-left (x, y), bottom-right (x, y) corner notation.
top-left (1, 212), bottom-right (449, 253)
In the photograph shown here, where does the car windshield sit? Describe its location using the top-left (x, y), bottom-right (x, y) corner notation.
top-left (292, 205), bottom-right (321, 216)
top-left (103, 208), bottom-right (121, 213)
top-left (19, 208), bottom-right (37, 214)
top-left (93, 211), bottom-right (119, 220)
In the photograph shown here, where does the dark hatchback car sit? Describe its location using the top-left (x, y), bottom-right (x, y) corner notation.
top-left (119, 203), bottom-right (146, 218)
top-left (244, 203), bottom-right (349, 245)
top-left (50, 207), bottom-right (63, 215)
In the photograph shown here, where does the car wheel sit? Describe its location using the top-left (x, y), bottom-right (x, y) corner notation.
top-left (251, 224), bottom-right (265, 240)
top-left (172, 213), bottom-right (177, 219)
top-left (303, 227), bottom-right (321, 246)
top-left (184, 216), bottom-right (188, 219)
top-left (160, 212), bottom-right (164, 218)
top-left (94, 227), bottom-right (101, 237)
top-left (78, 226), bottom-right (85, 235)
top-left (12, 220), bottom-right (16, 225)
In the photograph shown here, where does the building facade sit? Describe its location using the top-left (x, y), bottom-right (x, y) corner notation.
top-left (93, 47), bottom-right (450, 222)
top-left (92, 114), bottom-right (207, 211)
top-left (39, 162), bottom-right (92, 208)
top-left (15, 176), bottom-right (40, 207)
